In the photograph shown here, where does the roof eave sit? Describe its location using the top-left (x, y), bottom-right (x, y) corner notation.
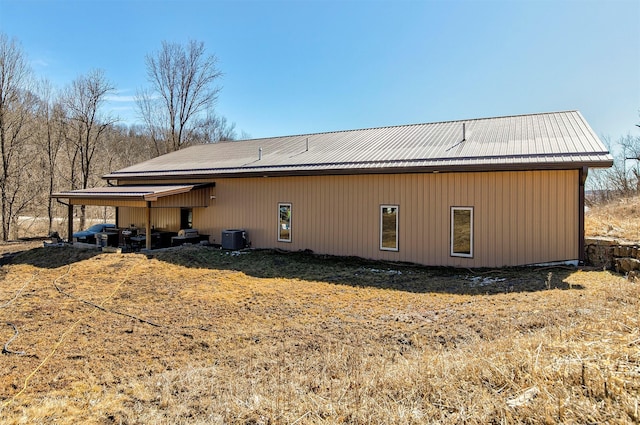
top-left (102, 159), bottom-right (614, 182)
top-left (51, 192), bottom-right (148, 201)
top-left (51, 184), bottom-right (203, 202)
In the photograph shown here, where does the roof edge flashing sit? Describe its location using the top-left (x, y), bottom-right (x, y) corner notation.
top-left (102, 151), bottom-right (613, 180)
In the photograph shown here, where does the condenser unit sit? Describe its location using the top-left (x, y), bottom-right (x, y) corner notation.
top-left (221, 229), bottom-right (247, 250)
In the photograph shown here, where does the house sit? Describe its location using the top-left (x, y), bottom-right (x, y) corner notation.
top-left (53, 111), bottom-right (613, 267)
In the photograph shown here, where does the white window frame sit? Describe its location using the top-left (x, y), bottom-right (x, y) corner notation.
top-left (379, 205), bottom-right (399, 252)
top-left (278, 203), bottom-right (292, 243)
top-left (450, 206), bottom-right (474, 258)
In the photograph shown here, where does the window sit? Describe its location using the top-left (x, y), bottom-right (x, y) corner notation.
top-left (278, 203), bottom-right (292, 242)
top-left (380, 205), bottom-right (399, 251)
top-left (451, 207), bottom-right (473, 258)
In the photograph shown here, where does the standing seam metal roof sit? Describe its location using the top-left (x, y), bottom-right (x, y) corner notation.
top-left (104, 111), bottom-right (613, 180)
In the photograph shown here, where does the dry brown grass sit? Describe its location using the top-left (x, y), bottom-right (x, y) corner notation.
top-left (586, 195), bottom-right (640, 241)
top-left (0, 245), bottom-right (638, 424)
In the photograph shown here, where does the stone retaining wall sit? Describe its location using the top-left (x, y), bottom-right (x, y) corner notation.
top-left (584, 237), bottom-right (640, 273)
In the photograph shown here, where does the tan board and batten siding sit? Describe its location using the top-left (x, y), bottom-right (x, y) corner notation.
top-left (118, 169), bottom-right (577, 267)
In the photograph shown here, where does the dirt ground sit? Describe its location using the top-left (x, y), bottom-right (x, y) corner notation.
top-left (0, 244), bottom-right (638, 424)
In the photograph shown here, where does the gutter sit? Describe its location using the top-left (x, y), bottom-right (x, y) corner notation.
top-left (102, 159), bottom-right (614, 182)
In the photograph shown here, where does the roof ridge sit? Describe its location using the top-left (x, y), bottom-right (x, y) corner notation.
top-left (226, 110), bottom-right (580, 143)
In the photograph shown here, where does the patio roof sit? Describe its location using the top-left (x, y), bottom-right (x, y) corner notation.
top-left (52, 184), bottom-right (198, 202)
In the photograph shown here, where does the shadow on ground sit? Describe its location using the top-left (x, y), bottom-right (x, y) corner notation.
top-left (147, 246), bottom-right (584, 295)
top-left (3, 245), bottom-right (101, 268)
top-left (4, 244), bottom-right (585, 295)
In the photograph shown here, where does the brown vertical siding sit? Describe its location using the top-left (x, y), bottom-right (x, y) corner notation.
top-left (117, 170), bottom-right (578, 267)
top-left (154, 187), bottom-right (213, 207)
top-left (118, 208), bottom-right (181, 232)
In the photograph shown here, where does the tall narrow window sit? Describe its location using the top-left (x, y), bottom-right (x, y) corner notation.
top-left (380, 205), bottom-right (399, 251)
top-left (451, 207), bottom-right (473, 258)
top-left (278, 203), bottom-right (292, 242)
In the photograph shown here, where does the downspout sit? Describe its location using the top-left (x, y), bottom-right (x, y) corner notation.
top-left (579, 167), bottom-right (588, 265)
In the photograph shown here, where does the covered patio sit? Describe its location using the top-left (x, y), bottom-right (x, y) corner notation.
top-left (52, 184), bottom-right (214, 250)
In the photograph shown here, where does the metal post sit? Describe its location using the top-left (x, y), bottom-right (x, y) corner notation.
top-left (145, 201), bottom-right (152, 250)
top-left (67, 204), bottom-right (73, 243)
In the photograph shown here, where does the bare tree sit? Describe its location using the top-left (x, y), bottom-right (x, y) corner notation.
top-left (588, 128), bottom-right (640, 205)
top-left (36, 79), bottom-right (67, 234)
top-left (198, 113), bottom-right (237, 143)
top-left (620, 133), bottom-right (640, 193)
top-left (8, 136), bottom-right (42, 238)
top-left (0, 33), bottom-right (38, 240)
top-left (137, 40), bottom-right (223, 154)
top-left (63, 69), bottom-right (116, 229)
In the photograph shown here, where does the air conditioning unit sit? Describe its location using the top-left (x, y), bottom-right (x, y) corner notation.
top-left (222, 229), bottom-right (246, 250)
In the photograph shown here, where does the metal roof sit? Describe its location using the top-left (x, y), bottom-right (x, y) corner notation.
top-left (52, 185), bottom-right (197, 201)
top-left (104, 111), bottom-right (613, 180)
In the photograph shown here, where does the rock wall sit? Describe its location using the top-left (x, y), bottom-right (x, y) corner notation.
top-left (584, 237), bottom-right (640, 273)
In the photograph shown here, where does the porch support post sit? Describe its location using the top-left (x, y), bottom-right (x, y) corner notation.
top-left (578, 166), bottom-right (588, 264)
top-left (145, 201), bottom-right (152, 250)
top-left (67, 203), bottom-right (73, 243)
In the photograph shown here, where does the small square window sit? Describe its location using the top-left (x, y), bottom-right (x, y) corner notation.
top-left (380, 205), bottom-right (399, 251)
top-left (278, 203), bottom-right (292, 242)
top-left (451, 207), bottom-right (473, 258)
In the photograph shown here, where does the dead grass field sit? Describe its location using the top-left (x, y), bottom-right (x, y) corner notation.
top-left (0, 243), bottom-right (638, 424)
top-left (586, 195), bottom-right (640, 241)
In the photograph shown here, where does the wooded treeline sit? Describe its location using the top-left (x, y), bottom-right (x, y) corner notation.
top-left (0, 33), bottom-right (238, 241)
top-left (587, 132), bottom-right (640, 205)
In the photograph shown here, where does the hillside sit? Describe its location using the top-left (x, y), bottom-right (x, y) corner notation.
top-left (586, 195), bottom-right (640, 242)
top-left (0, 246), bottom-right (638, 424)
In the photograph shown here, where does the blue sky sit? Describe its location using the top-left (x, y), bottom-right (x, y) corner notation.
top-left (0, 0), bottom-right (638, 141)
